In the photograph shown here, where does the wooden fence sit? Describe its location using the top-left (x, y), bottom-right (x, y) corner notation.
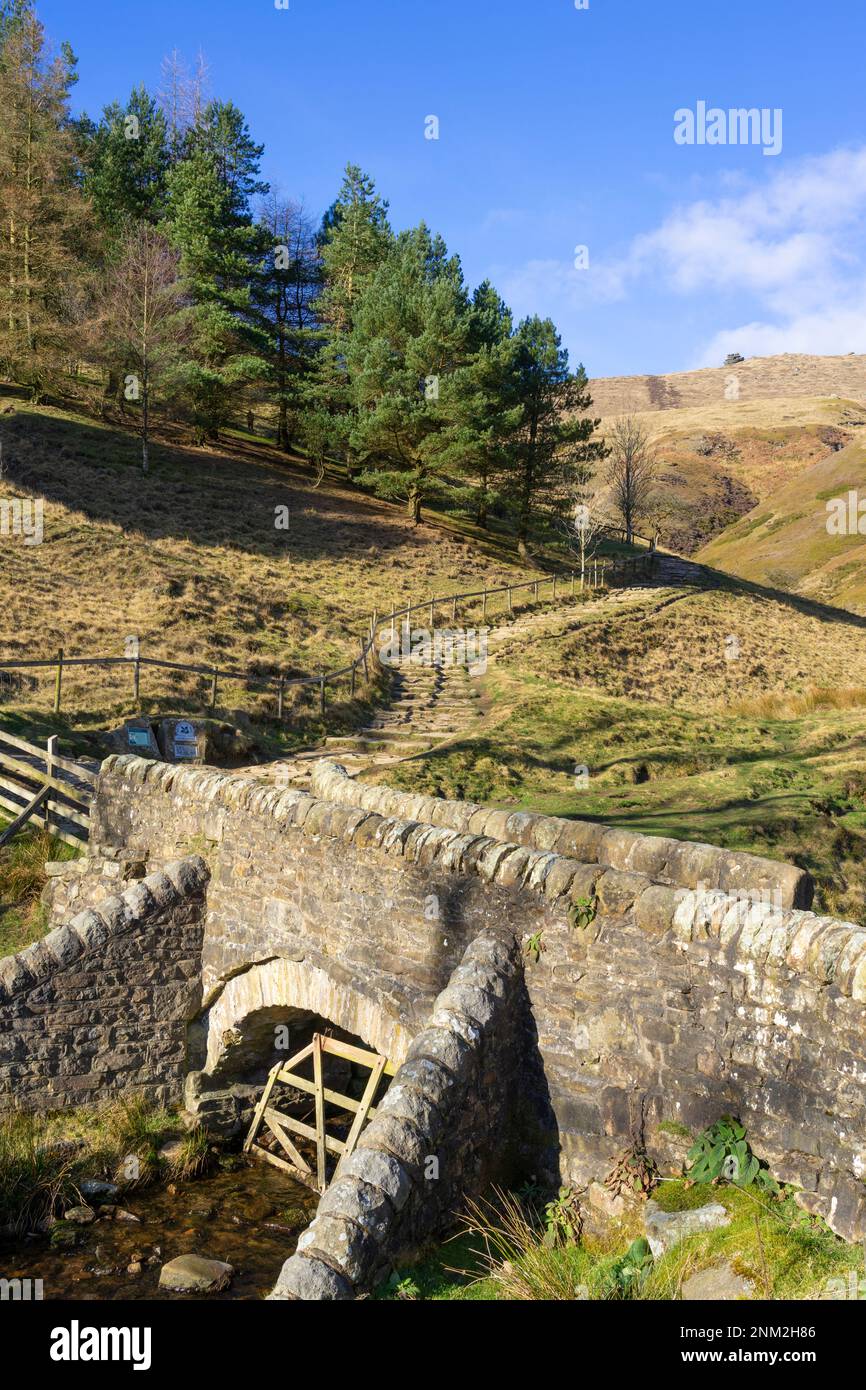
top-left (0, 726), bottom-right (96, 850)
top-left (0, 552), bottom-right (657, 722)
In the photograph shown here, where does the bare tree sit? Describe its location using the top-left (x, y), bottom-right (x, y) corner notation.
top-left (94, 224), bottom-right (186, 472)
top-left (564, 494), bottom-right (606, 591)
top-left (606, 415), bottom-right (658, 544)
top-left (158, 48), bottom-right (210, 145)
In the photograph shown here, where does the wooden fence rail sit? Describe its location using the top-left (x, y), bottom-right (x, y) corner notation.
top-left (0, 552), bottom-right (658, 720)
top-left (0, 728), bottom-right (95, 849)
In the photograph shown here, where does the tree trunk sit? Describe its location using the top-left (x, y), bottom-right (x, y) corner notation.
top-left (142, 379), bottom-right (149, 473)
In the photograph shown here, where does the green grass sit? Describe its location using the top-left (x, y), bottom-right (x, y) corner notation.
top-left (0, 1099), bottom-right (209, 1234)
top-left (382, 585), bottom-right (866, 922)
top-left (0, 826), bottom-right (80, 957)
top-left (376, 1180), bottom-right (853, 1301)
top-left (386, 667), bottom-right (864, 910)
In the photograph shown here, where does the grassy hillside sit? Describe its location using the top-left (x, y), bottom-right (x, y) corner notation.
top-left (584, 353), bottom-right (866, 554)
top-left (0, 403), bottom-right (541, 733)
top-left (383, 582), bottom-right (866, 921)
top-left (587, 352), bottom-right (866, 417)
top-left (698, 434), bottom-right (866, 610)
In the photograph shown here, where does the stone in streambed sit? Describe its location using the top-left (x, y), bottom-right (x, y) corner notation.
top-left (158, 1253), bottom-right (234, 1293)
top-left (63, 1205), bottom-right (96, 1224)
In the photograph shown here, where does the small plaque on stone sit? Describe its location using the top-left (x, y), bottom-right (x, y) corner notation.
top-left (158, 718), bottom-right (207, 764)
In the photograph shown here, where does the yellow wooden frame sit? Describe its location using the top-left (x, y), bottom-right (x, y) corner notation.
top-left (244, 1033), bottom-right (395, 1193)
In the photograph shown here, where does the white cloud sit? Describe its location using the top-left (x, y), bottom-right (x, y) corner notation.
top-left (500, 145), bottom-right (866, 363)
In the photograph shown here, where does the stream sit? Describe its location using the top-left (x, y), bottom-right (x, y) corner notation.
top-left (0, 1158), bottom-right (318, 1301)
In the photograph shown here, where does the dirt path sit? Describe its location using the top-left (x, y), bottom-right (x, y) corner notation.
top-left (239, 577), bottom-right (688, 789)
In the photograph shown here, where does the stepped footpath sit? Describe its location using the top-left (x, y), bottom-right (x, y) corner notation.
top-left (242, 560), bottom-right (707, 788)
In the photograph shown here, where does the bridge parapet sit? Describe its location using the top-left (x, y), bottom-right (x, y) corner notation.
top-left (16, 752), bottom-right (866, 1248)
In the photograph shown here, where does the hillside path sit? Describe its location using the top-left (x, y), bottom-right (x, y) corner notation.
top-left (238, 571), bottom-right (694, 788)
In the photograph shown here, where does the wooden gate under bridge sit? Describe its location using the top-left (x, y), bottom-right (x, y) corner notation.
top-left (243, 1033), bottom-right (396, 1193)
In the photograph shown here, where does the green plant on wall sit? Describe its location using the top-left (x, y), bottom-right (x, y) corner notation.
top-left (685, 1117), bottom-right (779, 1195)
top-left (567, 894), bottom-right (598, 931)
top-left (524, 930), bottom-right (546, 963)
top-left (542, 1185), bottom-right (583, 1247)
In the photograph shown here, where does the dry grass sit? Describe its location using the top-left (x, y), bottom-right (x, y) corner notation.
top-left (0, 826), bottom-right (78, 956)
top-left (0, 404), bottom-right (539, 728)
top-left (544, 587), bottom-right (866, 713)
top-left (586, 353), bottom-right (866, 418)
top-left (698, 435), bottom-right (866, 611)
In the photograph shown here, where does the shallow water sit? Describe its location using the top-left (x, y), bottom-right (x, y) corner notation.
top-left (0, 1159), bottom-right (318, 1301)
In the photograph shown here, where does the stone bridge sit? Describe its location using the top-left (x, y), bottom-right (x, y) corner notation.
top-left (2, 753), bottom-right (866, 1296)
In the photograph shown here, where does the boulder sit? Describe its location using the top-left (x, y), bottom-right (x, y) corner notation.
top-left (63, 1205), bottom-right (96, 1224)
top-left (681, 1261), bottom-right (755, 1300)
top-left (645, 1198), bottom-right (730, 1258)
top-left (158, 1254), bottom-right (234, 1293)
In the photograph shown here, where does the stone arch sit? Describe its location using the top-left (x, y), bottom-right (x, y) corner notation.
top-left (199, 956), bottom-right (414, 1083)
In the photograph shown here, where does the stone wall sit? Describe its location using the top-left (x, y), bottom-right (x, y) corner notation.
top-left (270, 930), bottom-right (523, 1300)
top-left (67, 756), bottom-right (866, 1243)
top-left (0, 859), bottom-right (208, 1110)
top-left (309, 761), bottom-right (811, 909)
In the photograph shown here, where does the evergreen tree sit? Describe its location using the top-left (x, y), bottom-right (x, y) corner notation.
top-left (252, 193), bottom-right (320, 451)
top-left (509, 316), bottom-right (607, 553)
top-left (317, 164), bottom-right (392, 334)
top-left (163, 99), bottom-right (270, 440)
top-left (432, 280), bottom-right (522, 528)
top-left (80, 85), bottom-right (170, 236)
top-left (306, 164), bottom-right (392, 474)
top-left (346, 223), bottom-right (470, 524)
top-left (0, 2), bottom-right (90, 397)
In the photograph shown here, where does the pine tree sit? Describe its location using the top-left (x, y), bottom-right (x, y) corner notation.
top-left (163, 99), bottom-right (270, 440)
top-left (80, 85), bottom-right (170, 236)
top-left (252, 193), bottom-right (320, 451)
top-left (346, 223), bottom-right (470, 524)
top-left (432, 280), bottom-right (522, 528)
top-left (317, 164), bottom-right (392, 335)
top-left (509, 315), bottom-right (607, 554)
top-left (0, 2), bottom-right (90, 397)
top-left (305, 165), bottom-right (392, 474)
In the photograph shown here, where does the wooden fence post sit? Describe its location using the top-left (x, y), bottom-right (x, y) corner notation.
top-left (277, 677), bottom-right (285, 720)
top-left (360, 635), bottom-right (368, 681)
top-left (430, 597), bottom-right (434, 626)
top-left (133, 649), bottom-right (141, 707)
top-left (45, 734), bottom-right (57, 834)
top-left (570, 570), bottom-right (575, 597)
top-left (451, 595), bottom-right (457, 622)
top-left (482, 589), bottom-right (487, 621)
top-left (351, 663), bottom-right (356, 698)
top-left (319, 671), bottom-right (326, 715)
top-left (53, 649), bottom-right (63, 714)
top-left (210, 667), bottom-right (218, 712)
top-left (508, 586), bottom-right (513, 615)
top-left (534, 579), bottom-right (539, 602)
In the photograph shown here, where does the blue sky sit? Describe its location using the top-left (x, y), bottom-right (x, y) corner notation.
top-left (38, 0), bottom-right (866, 377)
